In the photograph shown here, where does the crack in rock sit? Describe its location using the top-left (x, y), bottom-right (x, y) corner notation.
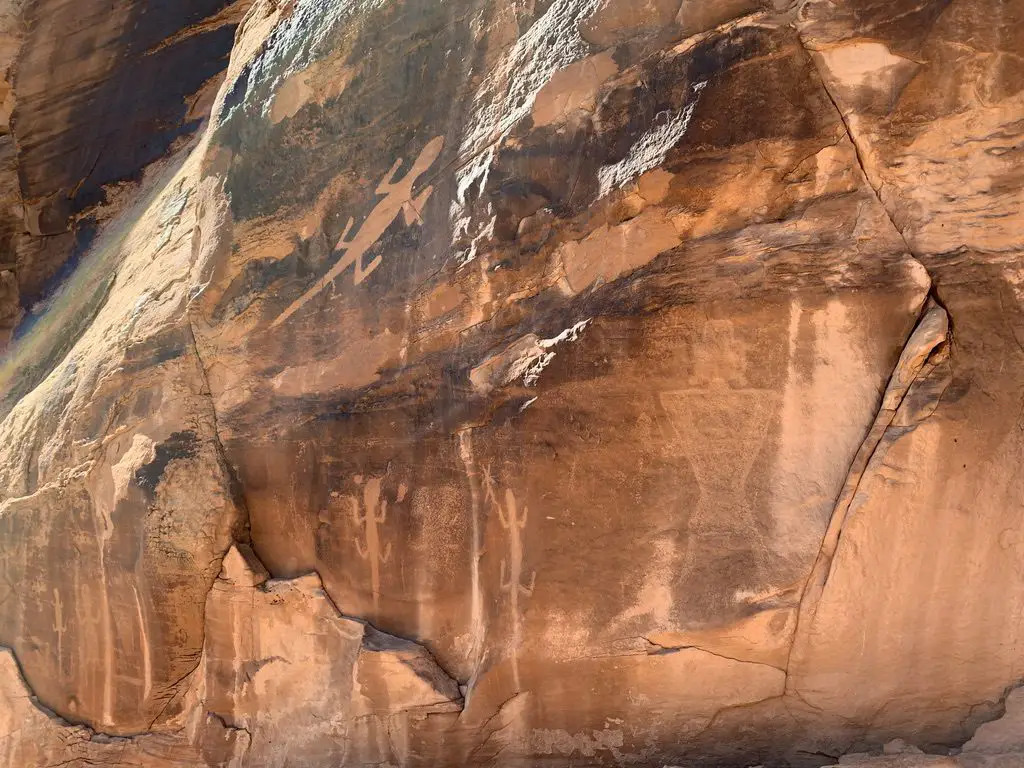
top-left (785, 300), bottom-right (951, 688)
top-left (641, 636), bottom-right (787, 673)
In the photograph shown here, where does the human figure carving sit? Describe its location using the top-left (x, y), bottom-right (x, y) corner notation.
top-left (659, 319), bottom-right (777, 598)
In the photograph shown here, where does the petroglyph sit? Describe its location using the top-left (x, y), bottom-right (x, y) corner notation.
top-left (349, 476), bottom-right (392, 615)
top-left (497, 490), bottom-right (535, 600)
top-left (659, 320), bottom-right (779, 592)
top-left (661, 388), bottom-right (777, 494)
top-left (52, 587), bottom-right (67, 677)
top-left (484, 469), bottom-right (534, 690)
top-left (271, 136), bottom-right (444, 328)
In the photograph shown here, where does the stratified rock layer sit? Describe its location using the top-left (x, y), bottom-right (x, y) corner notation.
top-left (0, 0), bottom-right (1022, 765)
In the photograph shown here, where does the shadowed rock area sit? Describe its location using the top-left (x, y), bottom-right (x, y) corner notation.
top-left (0, 0), bottom-right (252, 350)
top-left (0, 0), bottom-right (1022, 765)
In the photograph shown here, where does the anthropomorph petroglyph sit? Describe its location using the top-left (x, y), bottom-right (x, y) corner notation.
top-left (271, 135), bottom-right (445, 328)
top-left (484, 467), bottom-right (534, 690)
top-left (658, 319), bottom-right (778, 592)
top-left (662, 319), bottom-right (777, 493)
top-left (350, 476), bottom-right (392, 615)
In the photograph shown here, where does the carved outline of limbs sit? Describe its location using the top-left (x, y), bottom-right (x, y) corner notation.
top-left (483, 466), bottom-right (535, 597)
top-left (351, 495), bottom-right (392, 564)
top-left (500, 562), bottom-right (536, 597)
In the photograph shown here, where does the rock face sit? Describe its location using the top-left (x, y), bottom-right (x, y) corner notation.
top-left (0, 0), bottom-right (1021, 766)
top-left (0, 0), bottom-right (251, 350)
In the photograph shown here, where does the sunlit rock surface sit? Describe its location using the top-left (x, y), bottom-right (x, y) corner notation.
top-left (0, 0), bottom-right (1022, 765)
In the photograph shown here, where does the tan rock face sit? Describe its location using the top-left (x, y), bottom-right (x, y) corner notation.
top-left (190, 544), bottom-right (462, 767)
top-left (0, 544), bottom-right (463, 767)
top-left (0, 0), bottom-right (1022, 765)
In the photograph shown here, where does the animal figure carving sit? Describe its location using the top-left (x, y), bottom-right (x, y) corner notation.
top-left (271, 135), bottom-right (445, 328)
top-left (351, 477), bottom-right (391, 615)
top-left (484, 469), bottom-right (534, 690)
top-left (496, 489), bottom-right (535, 598)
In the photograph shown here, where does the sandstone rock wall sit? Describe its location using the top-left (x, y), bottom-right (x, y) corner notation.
top-left (0, 0), bottom-right (251, 351)
top-left (0, 0), bottom-right (1021, 765)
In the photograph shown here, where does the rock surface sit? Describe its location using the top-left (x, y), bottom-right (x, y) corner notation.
top-left (0, 0), bottom-right (251, 351)
top-left (0, 0), bottom-right (1021, 765)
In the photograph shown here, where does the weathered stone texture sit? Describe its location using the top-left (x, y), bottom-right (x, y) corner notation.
top-left (0, 0), bottom-right (1022, 765)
